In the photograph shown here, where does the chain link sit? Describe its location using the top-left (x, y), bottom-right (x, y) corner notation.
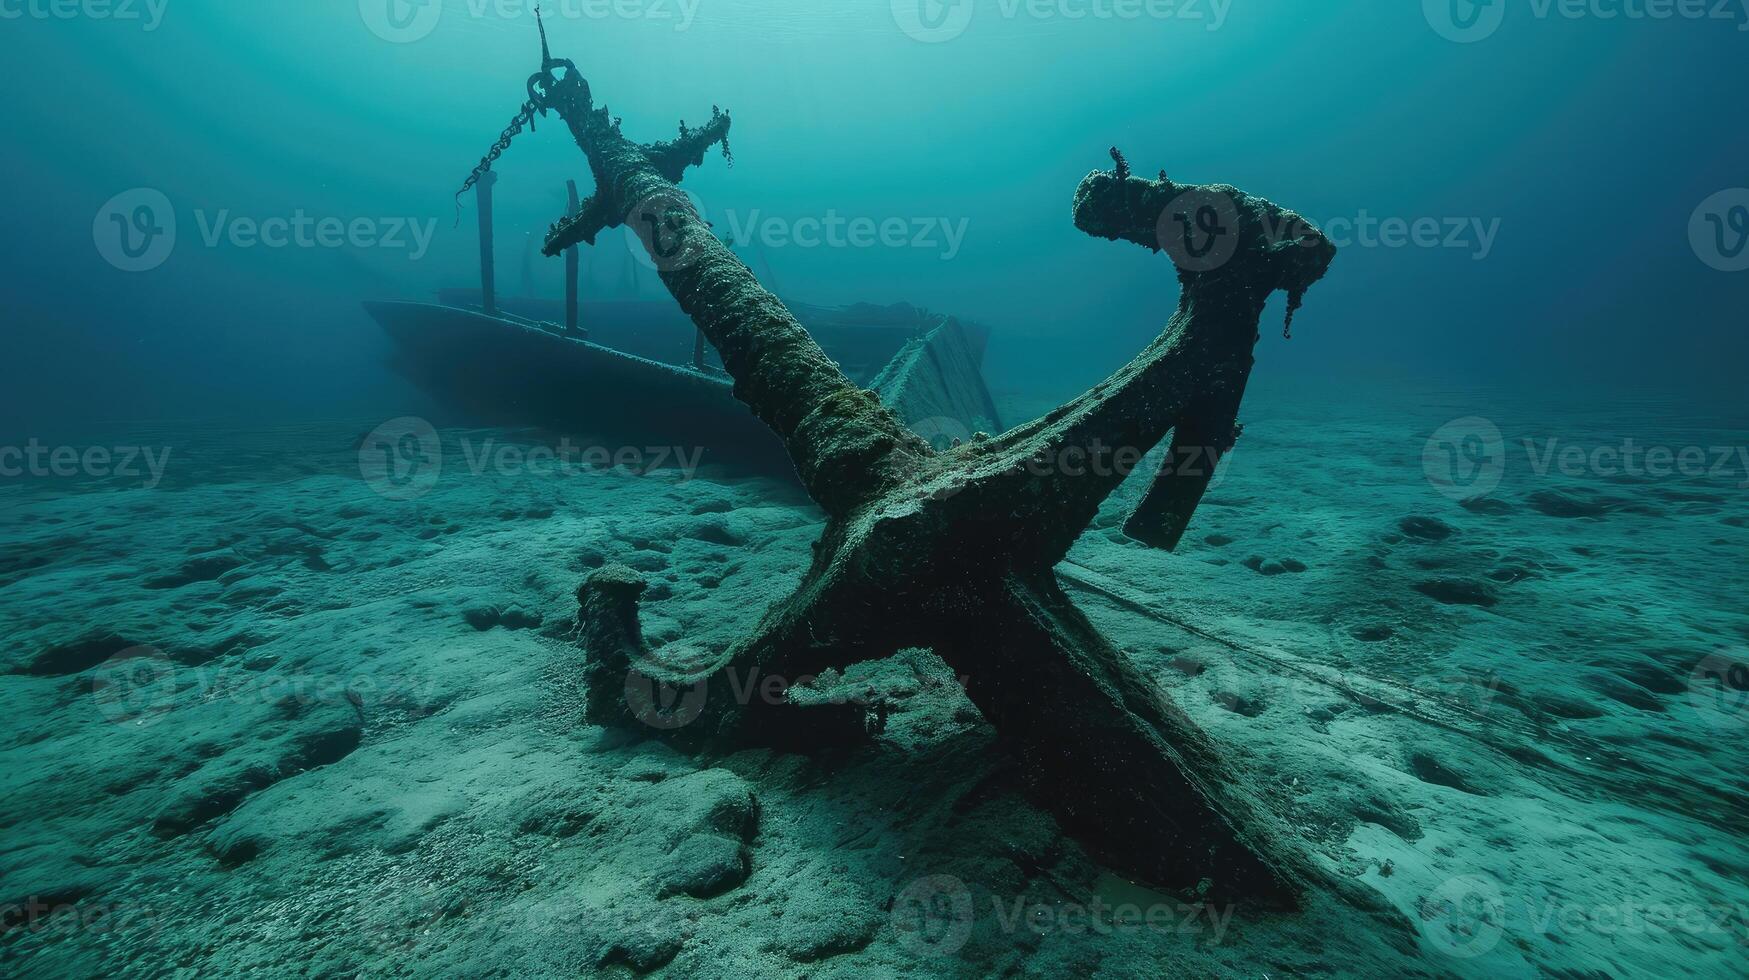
top-left (456, 100), bottom-right (538, 206)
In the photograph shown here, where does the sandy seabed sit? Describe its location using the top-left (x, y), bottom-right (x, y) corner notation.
top-left (2, 387), bottom-right (1745, 978)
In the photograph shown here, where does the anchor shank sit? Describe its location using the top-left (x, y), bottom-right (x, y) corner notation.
top-left (544, 93), bottom-right (922, 516)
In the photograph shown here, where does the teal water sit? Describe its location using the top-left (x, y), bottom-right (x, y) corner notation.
top-left (2, 3), bottom-right (1747, 978)
top-left (4, 1), bottom-right (1746, 428)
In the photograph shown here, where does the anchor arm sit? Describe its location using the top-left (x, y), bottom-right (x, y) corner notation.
top-left (1070, 162), bottom-right (1338, 335)
top-left (1120, 382), bottom-right (1247, 550)
top-left (933, 158), bottom-right (1336, 562)
top-left (577, 564), bottom-right (890, 749)
top-left (543, 108), bottom-right (731, 254)
top-left (544, 191), bottom-right (611, 253)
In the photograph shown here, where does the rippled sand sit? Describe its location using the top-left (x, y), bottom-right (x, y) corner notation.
top-left (3, 389), bottom-right (1745, 977)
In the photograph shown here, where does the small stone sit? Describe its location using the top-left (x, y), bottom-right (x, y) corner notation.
top-left (1397, 516), bottom-right (1455, 541)
top-left (656, 835), bottom-right (750, 899)
top-left (776, 879), bottom-right (881, 962)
